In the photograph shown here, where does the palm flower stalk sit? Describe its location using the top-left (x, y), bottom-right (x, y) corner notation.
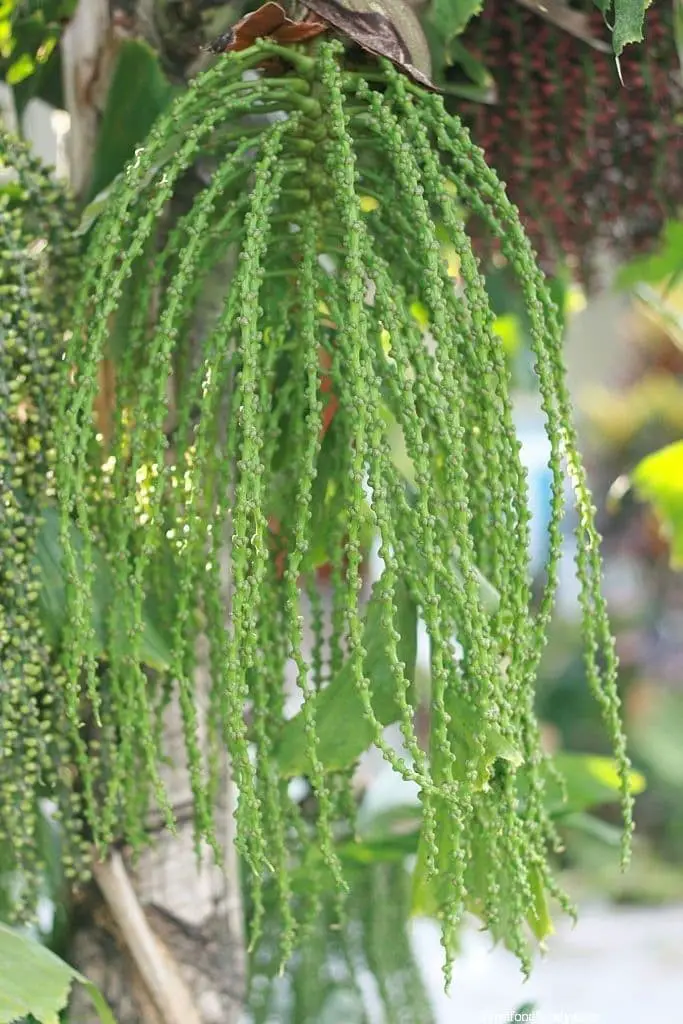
top-left (4, 38), bottom-right (631, 979)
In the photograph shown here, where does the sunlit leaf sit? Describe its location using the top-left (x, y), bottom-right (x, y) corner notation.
top-left (359, 194), bottom-right (379, 212)
top-left (543, 752), bottom-right (646, 816)
top-left (492, 313), bottom-right (521, 356)
top-left (441, 241), bottom-right (460, 278)
top-left (631, 441), bottom-right (683, 568)
top-left (409, 300), bottom-right (429, 329)
top-left (6, 50), bottom-right (33, 83)
top-left (337, 833), bottom-right (419, 864)
top-left (559, 811), bottom-right (623, 847)
top-left (630, 691), bottom-right (683, 787)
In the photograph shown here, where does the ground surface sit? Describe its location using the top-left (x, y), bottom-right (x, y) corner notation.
top-left (414, 903), bottom-right (683, 1024)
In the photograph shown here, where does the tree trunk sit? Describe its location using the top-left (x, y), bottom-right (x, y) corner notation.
top-left (67, 656), bottom-right (246, 1024)
top-left (61, 3), bottom-right (247, 1021)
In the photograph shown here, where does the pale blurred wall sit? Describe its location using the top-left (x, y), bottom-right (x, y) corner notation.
top-left (0, 84), bottom-right (70, 176)
top-left (564, 284), bottom-right (636, 400)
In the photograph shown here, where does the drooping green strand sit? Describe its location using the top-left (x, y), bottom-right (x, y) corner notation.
top-left (220, 119), bottom-right (298, 932)
top-left (316, 45), bottom-right (445, 808)
top-left (307, 576), bottom-right (327, 690)
top-left (126, 139), bottom-right (267, 853)
top-left (421, 94), bottom-right (631, 854)
top-left (352, 242), bottom-right (470, 861)
top-left (244, 280), bottom-right (297, 961)
top-left (250, 569), bottom-right (297, 964)
top-left (422, 102), bottom-right (565, 656)
top-left (385, 75), bottom-right (532, 637)
top-left (407, 101), bottom-right (561, 847)
top-left (549, 372), bottom-right (633, 860)
top-left (282, 216), bottom-right (346, 899)
top-left (356, 84), bottom-right (497, 758)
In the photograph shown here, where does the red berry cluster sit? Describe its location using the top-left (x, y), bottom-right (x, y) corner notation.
top-left (458, 0), bottom-right (683, 281)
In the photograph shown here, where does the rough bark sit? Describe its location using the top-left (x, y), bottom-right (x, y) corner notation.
top-left (61, 3), bottom-right (247, 1021)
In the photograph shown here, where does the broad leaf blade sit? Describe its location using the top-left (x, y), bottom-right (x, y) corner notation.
top-left (428, 0), bottom-right (483, 42)
top-left (0, 923), bottom-right (116, 1024)
top-left (543, 752), bottom-right (646, 816)
top-left (610, 0), bottom-right (649, 54)
top-left (87, 39), bottom-right (174, 201)
top-left (273, 580), bottom-right (417, 776)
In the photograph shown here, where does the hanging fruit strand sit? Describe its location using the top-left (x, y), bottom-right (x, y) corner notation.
top-left (1, 32), bottom-right (633, 979)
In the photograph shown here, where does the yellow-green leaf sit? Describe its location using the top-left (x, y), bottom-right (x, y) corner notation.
top-left (631, 441), bottom-right (683, 568)
top-left (493, 313), bottom-right (521, 356)
top-left (6, 51), bottom-right (34, 84)
top-left (409, 301), bottom-right (429, 329)
top-left (543, 752), bottom-right (646, 815)
top-left (359, 194), bottom-right (379, 213)
top-left (440, 242), bottom-right (460, 278)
